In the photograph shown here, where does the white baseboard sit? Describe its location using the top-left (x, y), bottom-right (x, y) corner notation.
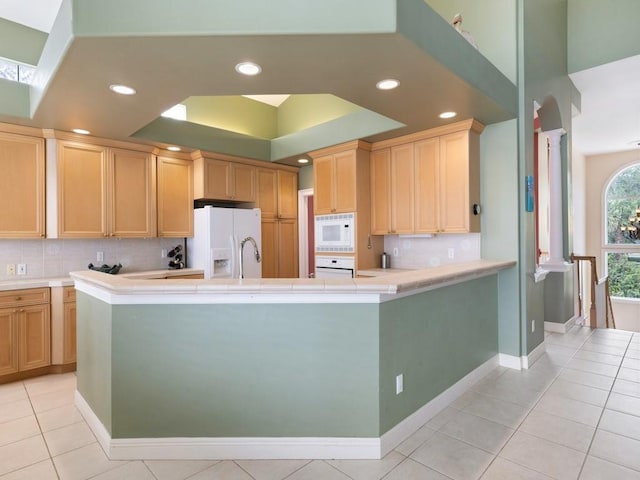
top-left (76, 355), bottom-right (500, 461)
top-left (544, 315), bottom-right (579, 334)
top-left (498, 341), bottom-right (546, 370)
top-left (522, 341), bottom-right (546, 369)
top-left (379, 354), bottom-right (499, 457)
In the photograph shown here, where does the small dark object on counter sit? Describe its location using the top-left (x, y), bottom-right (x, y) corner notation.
top-left (167, 244), bottom-right (185, 269)
top-left (88, 263), bottom-right (122, 274)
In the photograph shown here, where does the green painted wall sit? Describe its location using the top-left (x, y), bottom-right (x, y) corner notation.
top-left (520, 0), bottom-right (575, 352)
top-left (277, 95), bottom-right (361, 138)
top-left (568, 0), bottom-right (640, 73)
top-left (480, 120), bottom-right (520, 356)
top-left (76, 293), bottom-right (113, 434)
top-left (77, 275), bottom-right (500, 439)
top-left (424, 0), bottom-right (517, 84)
top-left (298, 165), bottom-right (313, 190)
top-left (72, 0), bottom-right (397, 36)
top-left (110, 303), bottom-right (380, 438)
top-left (397, 0), bottom-right (517, 118)
top-left (378, 277), bottom-right (498, 433)
top-left (184, 96), bottom-right (278, 140)
top-left (0, 80), bottom-right (31, 117)
top-left (0, 18), bottom-right (47, 65)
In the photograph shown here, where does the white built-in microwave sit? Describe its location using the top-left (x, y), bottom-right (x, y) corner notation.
top-left (315, 212), bottom-right (355, 253)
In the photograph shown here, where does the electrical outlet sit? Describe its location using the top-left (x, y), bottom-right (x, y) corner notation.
top-left (17, 264), bottom-right (26, 275)
top-left (161, 248), bottom-right (167, 258)
top-left (531, 320), bottom-right (535, 333)
top-left (448, 247), bottom-right (455, 259)
top-left (393, 247), bottom-right (399, 257)
top-left (97, 251), bottom-right (104, 262)
top-left (6, 264), bottom-right (15, 275)
top-left (396, 374), bottom-right (404, 395)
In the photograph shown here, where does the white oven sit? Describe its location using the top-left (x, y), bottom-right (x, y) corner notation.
top-left (315, 256), bottom-right (355, 278)
top-left (315, 212), bottom-right (355, 253)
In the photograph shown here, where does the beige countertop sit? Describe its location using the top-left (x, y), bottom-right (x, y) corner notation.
top-left (0, 268), bottom-right (204, 292)
top-left (71, 260), bottom-right (516, 303)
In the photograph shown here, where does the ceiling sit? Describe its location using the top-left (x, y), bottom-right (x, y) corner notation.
top-left (0, 0), bottom-right (61, 33)
top-left (570, 54), bottom-right (640, 156)
top-left (19, 1), bottom-right (633, 166)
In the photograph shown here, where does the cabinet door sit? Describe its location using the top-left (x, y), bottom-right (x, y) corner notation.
top-left (439, 131), bottom-right (470, 233)
top-left (202, 158), bottom-right (231, 200)
top-left (390, 144), bottom-right (415, 234)
top-left (0, 309), bottom-right (18, 376)
top-left (414, 138), bottom-right (440, 233)
top-left (260, 218), bottom-right (277, 278)
top-left (333, 150), bottom-right (357, 213)
top-left (110, 148), bottom-right (157, 237)
top-left (18, 305), bottom-right (50, 371)
top-left (313, 155), bottom-right (334, 214)
top-left (370, 149), bottom-right (391, 234)
top-left (277, 218), bottom-right (298, 278)
top-left (231, 164), bottom-right (256, 202)
top-left (63, 302), bottom-right (76, 364)
top-left (57, 142), bottom-right (108, 237)
top-left (256, 169), bottom-right (277, 218)
top-left (157, 156), bottom-right (194, 237)
top-left (0, 132), bottom-right (45, 238)
top-left (277, 170), bottom-right (298, 219)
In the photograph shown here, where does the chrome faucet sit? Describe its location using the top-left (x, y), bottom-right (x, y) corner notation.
top-left (239, 236), bottom-right (261, 279)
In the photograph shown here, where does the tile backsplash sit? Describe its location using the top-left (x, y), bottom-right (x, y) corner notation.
top-left (383, 233), bottom-right (481, 269)
top-left (0, 238), bottom-right (184, 281)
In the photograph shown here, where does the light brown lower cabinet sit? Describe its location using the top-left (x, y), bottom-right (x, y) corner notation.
top-left (0, 288), bottom-right (50, 379)
top-left (51, 286), bottom-right (76, 367)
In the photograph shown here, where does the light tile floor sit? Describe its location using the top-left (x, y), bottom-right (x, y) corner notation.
top-left (2, 326), bottom-right (640, 479)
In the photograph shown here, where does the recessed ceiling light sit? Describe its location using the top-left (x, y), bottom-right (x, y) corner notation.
top-left (376, 79), bottom-right (400, 90)
top-left (439, 111), bottom-right (457, 119)
top-left (297, 158), bottom-right (309, 164)
top-left (109, 84), bottom-right (137, 95)
top-left (235, 62), bottom-right (262, 76)
top-left (72, 128), bottom-right (90, 135)
top-left (167, 146), bottom-right (181, 152)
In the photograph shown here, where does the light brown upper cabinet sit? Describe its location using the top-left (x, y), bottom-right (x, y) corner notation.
top-left (437, 129), bottom-right (481, 233)
top-left (370, 119), bottom-right (484, 235)
top-left (193, 156), bottom-right (256, 202)
top-left (0, 130), bottom-right (45, 238)
top-left (52, 141), bottom-right (109, 237)
top-left (370, 144), bottom-right (415, 234)
top-left (47, 139), bottom-right (157, 238)
top-left (157, 156), bottom-right (194, 237)
top-left (110, 148), bottom-right (157, 237)
top-left (312, 150), bottom-right (357, 214)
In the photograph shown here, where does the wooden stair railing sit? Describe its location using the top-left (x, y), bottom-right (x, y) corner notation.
top-left (570, 255), bottom-right (616, 329)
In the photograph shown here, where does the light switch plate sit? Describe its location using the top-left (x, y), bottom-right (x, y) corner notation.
top-left (396, 374), bottom-right (404, 394)
top-left (17, 264), bottom-right (26, 275)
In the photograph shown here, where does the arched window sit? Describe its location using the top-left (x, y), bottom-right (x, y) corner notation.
top-left (604, 164), bottom-right (640, 298)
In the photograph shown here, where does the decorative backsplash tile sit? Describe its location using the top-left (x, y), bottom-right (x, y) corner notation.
top-left (383, 233), bottom-right (481, 269)
top-left (0, 238), bottom-right (183, 281)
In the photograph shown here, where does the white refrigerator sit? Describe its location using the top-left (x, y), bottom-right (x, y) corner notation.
top-left (187, 206), bottom-right (262, 279)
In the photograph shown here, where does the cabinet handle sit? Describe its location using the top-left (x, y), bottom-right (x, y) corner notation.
top-left (15, 296), bottom-right (22, 301)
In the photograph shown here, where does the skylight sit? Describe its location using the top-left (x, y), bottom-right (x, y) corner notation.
top-left (161, 104), bottom-right (187, 121)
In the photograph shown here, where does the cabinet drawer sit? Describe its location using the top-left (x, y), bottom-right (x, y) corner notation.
top-left (0, 288), bottom-right (50, 307)
top-left (63, 287), bottom-right (76, 303)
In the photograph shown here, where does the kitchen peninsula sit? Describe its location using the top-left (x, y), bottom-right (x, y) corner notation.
top-left (72, 259), bottom-right (514, 461)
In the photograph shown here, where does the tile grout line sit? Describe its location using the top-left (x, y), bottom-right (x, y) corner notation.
top-left (576, 331), bottom-right (635, 479)
top-left (475, 327), bottom-right (596, 479)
